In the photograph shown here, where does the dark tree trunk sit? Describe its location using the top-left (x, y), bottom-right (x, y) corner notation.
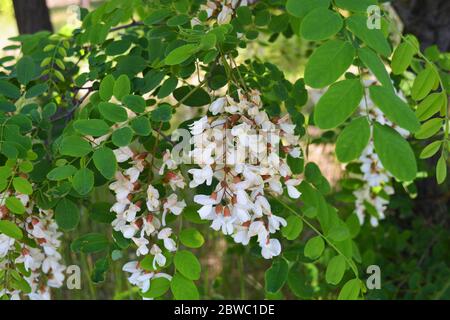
top-left (393, 0), bottom-right (450, 51)
top-left (12, 0), bottom-right (53, 35)
top-left (393, 0), bottom-right (450, 218)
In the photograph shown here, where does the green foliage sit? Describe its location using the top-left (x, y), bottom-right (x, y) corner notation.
top-left (314, 79), bottom-right (363, 129)
top-left (335, 117), bottom-right (370, 163)
top-left (0, 0), bottom-right (447, 302)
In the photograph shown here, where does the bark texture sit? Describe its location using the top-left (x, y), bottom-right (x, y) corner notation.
top-left (13, 0), bottom-right (53, 35)
top-left (393, 0), bottom-right (450, 51)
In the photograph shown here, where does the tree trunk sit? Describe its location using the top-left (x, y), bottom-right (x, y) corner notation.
top-left (392, 0), bottom-right (450, 218)
top-left (392, 0), bottom-right (450, 51)
top-left (12, 0), bottom-right (53, 35)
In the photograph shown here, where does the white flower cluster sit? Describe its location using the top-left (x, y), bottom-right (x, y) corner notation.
top-left (353, 88), bottom-right (410, 226)
top-left (190, 89), bottom-right (303, 259)
top-left (108, 147), bottom-right (186, 294)
top-left (192, 0), bottom-right (248, 25)
top-left (0, 193), bottom-right (65, 300)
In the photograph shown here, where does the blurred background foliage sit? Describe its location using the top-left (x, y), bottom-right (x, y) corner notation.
top-left (0, 0), bottom-right (448, 300)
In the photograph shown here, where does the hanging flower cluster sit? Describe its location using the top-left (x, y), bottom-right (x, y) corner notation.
top-left (0, 193), bottom-right (65, 300)
top-left (352, 85), bottom-right (410, 226)
top-left (108, 146), bottom-right (186, 293)
top-left (192, 0), bottom-right (248, 25)
top-left (189, 89), bottom-right (303, 259)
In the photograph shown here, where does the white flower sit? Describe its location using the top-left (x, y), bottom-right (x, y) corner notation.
top-left (125, 167), bottom-right (141, 183)
top-left (189, 116), bottom-right (209, 135)
top-left (122, 224), bottom-right (139, 239)
top-left (159, 150), bottom-right (178, 175)
top-left (132, 237), bottom-right (149, 256)
top-left (113, 147), bottom-right (134, 162)
top-left (157, 228), bottom-right (177, 252)
top-left (217, 5), bottom-right (233, 24)
top-left (161, 194), bottom-right (186, 226)
top-left (248, 220), bottom-right (268, 244)
top-left (209, 97), bottom-right (227, 115)
top-left (146, 185), bottom-right (160, 212)
top-left (150, 244), bottom-right (166, 269)
top-left (233, 225), bottom-right (251, 245)
top-left (0, 234), bottom-right (14, 258)
top-left (123, 261), bottom-right (153, 292)
top-left (267, 214), bottom-right (287, 233)
top-left (211, 214), bottom-right (236, 235)
top-left (261, 238), bottom-right (281, 259)
top-left (189, 166), bottom-right (214, 188)
top-left (285, 179), bottom-right (301, 199)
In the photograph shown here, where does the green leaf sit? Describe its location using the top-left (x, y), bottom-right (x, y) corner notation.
top-left (174, 250), bottom-right (201, 280)
top-left (157, 77), bottom-right (178, 99)
top-left (105, 39), bottom-right (131, 56)
top-left (151, 103), bottom-right (172, 122)
top-left (326, 255), bottom-right (346, 285)
top-left (369, 86), bottom-right (420, 133)
top-left (59, 135), bottom-right (92, 157)
top-left (314, 79), bottom-right (363, 129)
top-left (235, 6), bottom-right (252, 25)
top-left (55, 198), bottom-right (80, 231)
top-left (93, 147), bottom-right (117, 180)
top-left (25, 83), bottom-right (48, 99)
top-left (99, 74), bottom-right (115, 101)
top-left (113, 75), bottom-right (131, 101)
top-left (6, 197), bottom-right (26, 214)
top-left (122, 95), bottom-right (146, 113)
top-left (47, 165), bottom-right (77, 181)
top-left (16, 56), bottom-right (37, 85)
top-left (300, 8), bottom-right (343, 41)
top-left (281, 215), bottom-right (303, 240)
top-left (142, 277), bottom-right (171, 299)
top-left (304, 236), bottom-right (325, 260)
top-left (12, 177), bottom-right (32, 195)
top-left (170, 273), bottom-right (199, 300)
top-left (42, 102), bottom-right (57, 119)
top-left (327, 224), bottom-right (350, 241)
top-left (173, 86), bottom-right (211, 107)
top-left (286, 0), bottom-right (330, 18)
top-left (72, 168), bottom-right (94, 195)
top-left (112, 126), bottom-right (134, 147)
top-left (130, 116), bottom-right (151, 136)
top-left (71, 233), bottom-right (109, 253)
top-left (335, 0), bottom-right (377, 12)
top-left (436, 155), bottom-right (447, 184)
top-left (91, 257), bottom-right (109, 283)
top-left (414, 118), bottom-right (442, 140)
top-left (144, 8), bottom-right (172, 25)
top-left (265, 258), bottom-right (289, 293)
top-left (165, 44), bottom-right (198, 66)
top-left (338, 278), bottom-right (361, 300)
top-left (73, 119), bottom-right (110, 137)
top-left (0, 220), bottom-right (23, 240)
top-left (415, 92), bottom-right (446, 121)
top-left (411, 66), bottom-right (438, 101)
top-left (335, 117), bottom-right (370, 163)
top-left (391, 40), bottom-right (417, 75)
top-left (357, 47), bottom-right (394, 91)
top-left (167, 14), bottom-right (190, 27)
top-left (180, 228), bottom-right (205, 248)
top-left (98, 102), bottom-right (128, 123)
top-left (304, 40), bottom-right (355, 88)
top-left (90, 202), bottom-right (115, 224)
top-left (419, 141), bottom-right (442, 159)
top-left (373, 123), bottom-right (417, 181)
top-left (0, 80), bottom-right (20, 99)
top-left (346, 15), bottom-right (391, 57)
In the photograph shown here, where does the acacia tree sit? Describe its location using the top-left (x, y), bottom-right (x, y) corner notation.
top-left (0, 0), bottom-right (448, 300)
